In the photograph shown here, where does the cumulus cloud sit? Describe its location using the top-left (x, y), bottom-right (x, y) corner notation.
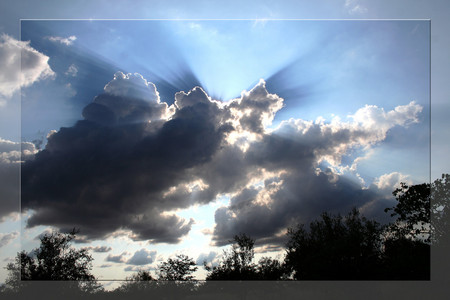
top-left (127, 248), bottom-right (157, 266)
top-left (0, 138), bottom-right (37, 220)
top-left (210, 99), bottom-right (422, 245)
top-left (372, 172), bottom-right (412, 191)
top-left (0, 34), bottom-right (54, 103)
top-left (104, 72), bottom-right (159, 102)
top-left (83, 72), bottom-right (173, 126)
top-left (46, 35), bottom-right (77, 46)
top-left (0, 231), bottom-right (19, 247)
top-left (20, 72), bottom-right (423, 247)
top-left (106, 251), bottom-right (129, 263)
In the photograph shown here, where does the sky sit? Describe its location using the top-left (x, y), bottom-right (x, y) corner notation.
top-left (0, 0), bottom-right (448, 289)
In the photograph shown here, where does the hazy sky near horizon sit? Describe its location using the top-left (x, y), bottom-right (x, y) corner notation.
top-left (0, 0), bottom-right (448, 286)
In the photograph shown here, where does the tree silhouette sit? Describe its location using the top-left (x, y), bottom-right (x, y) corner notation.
top-left (3, 229), bottom-right (101, 293)
top-left (385, 182), bottom-right (431, 241)
top-left (204, 234), bottom-right (286, 280)
top-left (115, 270), bottom-right (156, 293)
top-left (256, 257), bottom-right (287, 280)
top-left (205, 234), bottom-right (259, 280)
top-left (380, 176), bottom-right (449, 280)
top-left (431, 174), bottom-right (450, 245)
top-left (157, 254), bottom-right (198, 281)
top-left (284, 208), bottom-right (383, 280)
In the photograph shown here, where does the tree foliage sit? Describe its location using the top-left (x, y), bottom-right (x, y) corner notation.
top-left (116, 270), bottom-right (156, 293)
top-left (384, 174), bottom-right (450, 244)
top-left (385, 182), bottom-right (431, 241)
top-left (205, 234), bottom-right (286, 280)
top-left (23, 229), bottom-right (95, 281)
top-left (3, 229), bottom-right (100, 293)
top-left (284, 208), bottom-right (383, 280)
top-left (157, 254), bottom-right (198, 281)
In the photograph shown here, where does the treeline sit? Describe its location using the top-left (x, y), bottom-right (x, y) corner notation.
top-left (1, 174), bottom-right (448, 297)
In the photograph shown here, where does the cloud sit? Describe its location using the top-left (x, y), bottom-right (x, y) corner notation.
top-left (372, 172), bottom-right (412, 191)
top-left (65, 64), bottom-right (78, 77)
top-left (0, 138), bottom-right (37, 220)
top-left (0, 34), bottom-right (54, 103)
top-left (345, 0), bottom-right (368, 15)
top-left (83, 71), bottom-right (173, 126)
top-left (196, 251), bottom-right (218, 266)
top-left (104, 72), bottom-right (160, 103)
top-left (126, 248), bottom-right (157, 266)
top-left (83, 245), bottom-right (112, 253)
top-left (210, 100), bottom-right (422, 245)
top-left (20, 72), bottom-right (422, 247)
top-left (124, 266), bottom-right (143, 272)
top-left (21, 72), bottom-right (230, 243)
top-left (106, 251), bottom-right (129, 263)
top-left (0, 231), bottom-right (19, 247)
top-left (46, 35), bottom-right (77, 46)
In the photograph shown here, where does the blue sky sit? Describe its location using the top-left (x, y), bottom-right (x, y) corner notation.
top-left (0, 0), bottom-right (448, 289)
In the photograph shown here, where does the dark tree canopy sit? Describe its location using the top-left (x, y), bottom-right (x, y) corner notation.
top-left (20, 229), bottom-right (95, 281)
top-left (205, 234), bottom-right (285, 280)
top-left (284, 208), bottom-right (384, 280)
top-left (384, 174), bottom-right (450, 244)
top-left (385, 182), bottom-right (431, 241)
top-left (3, 229), bottom-right (101, 294)
top-left (157, 254), bottom-right (198, 281)
top-left (116, 270), bottom-right (156, 293)
top-left (432, 174), bottom-right (450, 245)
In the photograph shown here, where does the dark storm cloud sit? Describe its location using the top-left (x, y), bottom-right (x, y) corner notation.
top-left (211, 101), bottom-right (423, 245)
top-left (212, 170), bottom-right (379, 246)
top-left (20, 71), bottom-right (422, 247)
top-left (21, 72), bottom-right (231, 243)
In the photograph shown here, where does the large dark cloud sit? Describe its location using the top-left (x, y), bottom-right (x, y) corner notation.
top-left (21, 72), bottom-right (423, 247)
top-left (21, 72), bottom-right (231, 243)
top-left (210, 99), bottom-right (422, 245)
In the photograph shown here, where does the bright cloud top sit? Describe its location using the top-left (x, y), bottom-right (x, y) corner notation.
top-left (20, 72), bottom-right (423, 247)
top-left (0, 34), bottom-right (54, 102)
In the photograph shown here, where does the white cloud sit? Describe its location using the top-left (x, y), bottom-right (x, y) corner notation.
top-left (65, 83), bottom-right (77, 97)
top-left (0, 138), bottom-right (37, 164)
top-left (277, 101), bottom-right (422, 168)
top-left (0, 138), bottom-right (37, 220)
top-left (0, 34), bottom-right (55, 104)
top-left (373, 172), bottom-right (412, 191)
top-left (65, 64), bottom-right (78, 77)
top-left (345, 0), bottom-right (368, 15)
top-left (104, 71), bottom-right (160, 103)
top-left (0, 231), bottom-right (19, 247)
top-left (46, 35), bottom-right (77, 46)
